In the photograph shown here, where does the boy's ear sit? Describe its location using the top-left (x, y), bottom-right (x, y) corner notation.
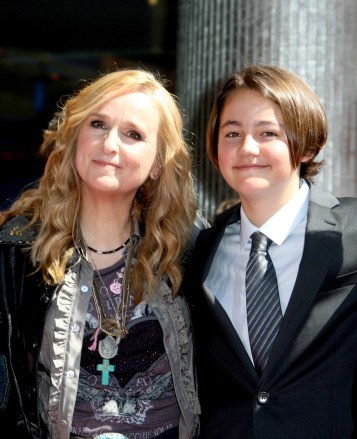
top-left (301, 153), bottom-right (313, 163)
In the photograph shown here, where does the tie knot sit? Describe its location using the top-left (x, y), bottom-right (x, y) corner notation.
top-left (250, 231), bottom-right (272, 252)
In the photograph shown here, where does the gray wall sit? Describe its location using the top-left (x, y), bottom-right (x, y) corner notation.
top-left (176, 0), bottom-right (357, 220)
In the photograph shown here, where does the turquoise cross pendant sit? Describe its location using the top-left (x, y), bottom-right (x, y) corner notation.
top-left (96, 358), bottom-right (115, 385)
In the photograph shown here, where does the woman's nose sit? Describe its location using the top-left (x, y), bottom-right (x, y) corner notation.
top-left (102, 129), bottom-right (120, 154)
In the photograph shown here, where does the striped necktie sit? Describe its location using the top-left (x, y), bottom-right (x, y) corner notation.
top-left (246, 231), bottom-right (282, 375)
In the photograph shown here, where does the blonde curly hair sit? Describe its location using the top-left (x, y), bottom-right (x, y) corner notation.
top-left (1, 69), bottom-right (197, 299)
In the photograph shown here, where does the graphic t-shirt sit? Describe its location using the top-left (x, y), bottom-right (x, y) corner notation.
top-left (71, 257), bottom-right (179, 438)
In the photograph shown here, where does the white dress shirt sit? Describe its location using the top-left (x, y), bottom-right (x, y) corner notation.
top-left (204, 180), bottom-right (310, 362)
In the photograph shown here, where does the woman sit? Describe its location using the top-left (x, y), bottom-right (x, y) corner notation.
top-left (0, 69), bottom-right (203, 438)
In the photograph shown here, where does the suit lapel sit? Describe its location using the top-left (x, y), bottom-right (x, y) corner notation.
top-left (265, 186), bottom-right (341, 374)
top-left (203, 284), bottom-right (256, 372)
top-left (198, 206), bottom-right (241, 282)
top-left (197, 207), bottom-right (259, 381)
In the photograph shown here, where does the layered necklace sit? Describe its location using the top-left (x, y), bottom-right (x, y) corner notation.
top-left (81, 232), bottom-right (136, 355)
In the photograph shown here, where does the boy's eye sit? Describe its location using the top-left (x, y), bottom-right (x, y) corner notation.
top-left (226, 132), bottom-right (240, 138)
top-left (262, 131), bottom-right (278, 137)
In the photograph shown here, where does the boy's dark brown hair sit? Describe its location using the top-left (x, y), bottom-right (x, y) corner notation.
top-left (206, 64), bottom-right (328, 181)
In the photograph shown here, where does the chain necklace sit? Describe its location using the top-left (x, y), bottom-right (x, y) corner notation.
top-left (81, 232), bottom-right (135, 346)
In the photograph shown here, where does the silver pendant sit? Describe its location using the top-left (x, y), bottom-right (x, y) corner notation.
top-left (98, 335), bottom-right (119, 359)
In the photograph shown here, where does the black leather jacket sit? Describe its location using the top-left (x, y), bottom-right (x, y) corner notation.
top-left (0, 212), bottom-right (209, 438)
top-left (0, 216), bottom-right (53, 437)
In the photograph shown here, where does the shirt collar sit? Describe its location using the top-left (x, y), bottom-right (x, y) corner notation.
top-left (240, 179), bottom-right (310, 248)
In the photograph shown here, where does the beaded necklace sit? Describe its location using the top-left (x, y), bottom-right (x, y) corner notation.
top-left (87, 237), bottom-right (130, 254)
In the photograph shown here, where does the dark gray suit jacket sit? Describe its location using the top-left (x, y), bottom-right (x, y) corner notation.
top-left (186, 184), bottom-right (357, 439)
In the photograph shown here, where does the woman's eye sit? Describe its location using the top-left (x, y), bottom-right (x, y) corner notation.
top-left (90, 120), bottom-right (106, 130)
top-left (126, 130), bottom-right (142, 140)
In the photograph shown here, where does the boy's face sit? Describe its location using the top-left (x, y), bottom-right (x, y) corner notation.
top-left (217, 87), bottom-right (303, 215)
